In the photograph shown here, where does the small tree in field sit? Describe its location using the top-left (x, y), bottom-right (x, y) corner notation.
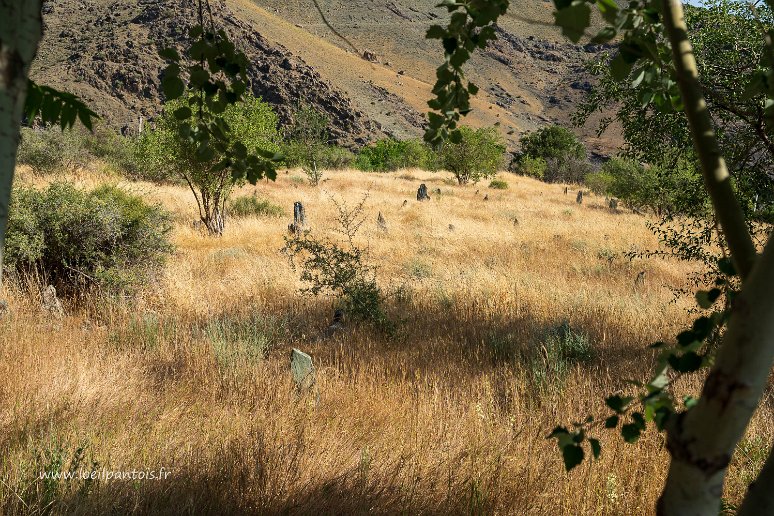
top-left (518, 125), bottom-right (588, 183)
top-left (285, 104), bottom-right (329, 186)
top-left (141, 94), bottom-right (280, 235)
top-left (439, 126), bottom-right (504, 185)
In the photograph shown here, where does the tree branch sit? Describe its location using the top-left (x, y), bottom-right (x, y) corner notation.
top-left (662, 0), bottom-right (758, 281)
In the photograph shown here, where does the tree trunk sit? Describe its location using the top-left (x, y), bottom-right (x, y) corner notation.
top-left (0, 1), bottom-right (44, 290)
top-left (661, 0), bottom-right (756, 281)
top-left (656, 2), bottom-right (774, 514)
top-left (657, 232), bottom-right (774, 515)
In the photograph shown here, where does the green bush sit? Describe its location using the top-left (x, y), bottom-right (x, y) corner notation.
top-left (229, 194), bottom-right (285, 218)
top-left (529, 321), bottom-right (594, 392)
top-left (281, 141), bottom-right (355, 170)
top-left (355, 138), bottom-right (438, 172)
top-left (516, 126), bottom-right (593, 184)
top-left (439, 126), bottom-right (506, 185)
top-left (596, 157), bottom-right (706, 216)
top-left (519, 125), bottom-right (586, 162)
top-left (4, 182), bottom-right (173, 297)
top-left (16, 127), bottom-right (87, 174)
top-left (16, 125), bottom-right (167, 182)
top-left (515, 155), bottom-right (547, 180)
top-left (584, 170), bottom-right (615, 195)
top-left (282, 195), bottom-right (391, 330)
top-left (544, 156), bottom-right (595, 184)
top-left (140, 94), bottom-right (281, 234)
top-left (488, 179), bottom-right (509, 190)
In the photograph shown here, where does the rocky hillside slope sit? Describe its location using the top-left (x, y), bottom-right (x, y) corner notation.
top-left (32, 0), bottom-right (615, 153)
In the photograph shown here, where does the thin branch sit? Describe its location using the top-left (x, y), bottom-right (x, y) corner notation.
top-left (310, 0), bottom-right (359, 54)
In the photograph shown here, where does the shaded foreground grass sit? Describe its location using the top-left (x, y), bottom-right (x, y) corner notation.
top-left (0, 168), bottom-right (771, 514)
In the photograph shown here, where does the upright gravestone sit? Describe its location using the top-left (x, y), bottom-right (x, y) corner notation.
top-left (288, 201), bottom-right (305, 234)
top-left (416, 184), bottom-right (430, 201)
top-left (576, 190), bottom-right (583, 205)
top-left (291, 348), bottom-right (316, 391)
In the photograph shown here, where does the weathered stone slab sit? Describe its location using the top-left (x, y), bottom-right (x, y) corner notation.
top-left (291, 348), bottom-right (315, 391)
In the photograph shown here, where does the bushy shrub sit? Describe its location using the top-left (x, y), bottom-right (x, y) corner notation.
top-left (529, 321), bottom-right (594, 392)
top-left (519, 125), bottom-right (586, 162)
top-left (16, 127), bottom-right (87, 174)
top-left (596, 157), bottom-right (707, 216)
top-left (281, 141), bottom-right (356, 170)
top-left (140, 94), bottom-right (281, 234)
top-left (4, 182), bottom-right (173, 297)
top-left (438, 126), bottom-right (505, 185)
top-left (282, 105), bottom-right (352, 185)
top-left (282, 195), bottom-right (390, 329)
top-left (229, 194), bottom-right (284, 218)
top-left (16, 125), bottom-right (165, 182)
top-left (516, 125), bottom-right (593, 184)
top-left (544, 156), bottom-right (595, 184)
top-left (584, 170), bottom-right (615, 195)
top-left (514, 155), bottom-right (547, 180)
top-left (355, 138), bottom-right (438, 172)
top-left (489, 179), bottom-right (508, 189)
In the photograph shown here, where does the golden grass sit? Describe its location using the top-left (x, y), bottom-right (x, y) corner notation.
top-left (1, 168), bottom-right (771, 514)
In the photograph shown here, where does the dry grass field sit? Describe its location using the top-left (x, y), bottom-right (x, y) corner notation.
top-left (0, 168), bottom-right (771, 514)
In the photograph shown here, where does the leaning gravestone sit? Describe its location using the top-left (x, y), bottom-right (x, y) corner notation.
top-left (291, 348), bottom-right (316, 391)
top-left (377, 212), bottom-right (387, 232)
top-left (288, 201), bottom-right (305, 234)
top-left (416, 184), bottom-right (431, 201)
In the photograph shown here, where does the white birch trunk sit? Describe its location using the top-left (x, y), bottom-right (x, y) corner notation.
top-left (0, 0), bottom-right (43, 290)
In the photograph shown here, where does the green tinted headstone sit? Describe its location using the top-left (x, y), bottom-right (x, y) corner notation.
top-left (290, 348), bottom-right (315, 390)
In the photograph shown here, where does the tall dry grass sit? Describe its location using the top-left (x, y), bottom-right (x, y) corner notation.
top-left (0, 169), bottom-right (771, 514)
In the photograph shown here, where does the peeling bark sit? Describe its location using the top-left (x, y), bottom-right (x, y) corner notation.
top-left (0, 0), bottom-right (44, 289)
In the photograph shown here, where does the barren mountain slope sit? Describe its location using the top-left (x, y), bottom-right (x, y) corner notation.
top-left (32, 0), bottom-right (617, 153)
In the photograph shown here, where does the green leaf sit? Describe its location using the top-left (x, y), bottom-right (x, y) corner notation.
top-left (610, 54), bottom-right (633, 81)
top-left (696, 289), bottom-right (721, 309)
top-left (426, 25), bottom-right (447, 39)
top-left (173, 107), bottom-right (192, 120)
top-left (554, 4), bottom-right (591, 43)
top-left (162, 75), bottom-right (185, 100)
top-left (668, 351), bottom-right (703, 373)
top-left (589, 438), bottom-right (601, 459)
top-left (605, 395), bottom-right (632, 413)
top-left (159, 47), bottom-right (181, 61)
top-left (562, 444), bottom-right (584, 471)
top-left (621, 424), bottom-right (641, 443)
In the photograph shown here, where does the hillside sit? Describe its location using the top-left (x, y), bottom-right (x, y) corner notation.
top-left (32, 0), bottom-right (616, 154)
